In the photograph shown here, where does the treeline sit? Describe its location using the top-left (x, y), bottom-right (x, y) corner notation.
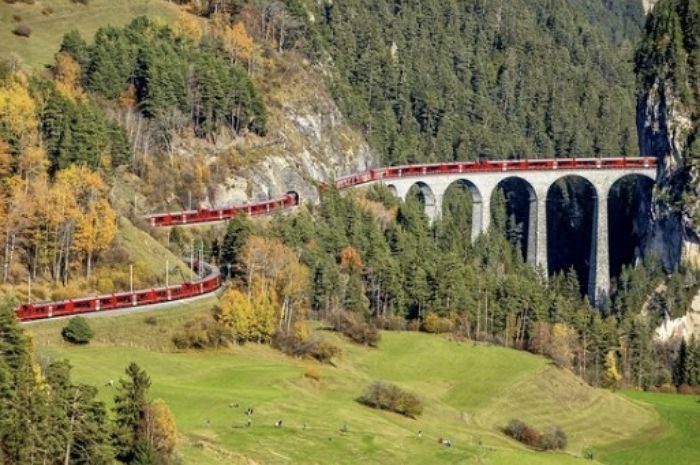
top-left (179, 184), bottom-right (691, 390)
top-left (59, 17), bottom-right (267, 140)
top-left (0, 303), bottom-right (177, 465)
top-left (303, 0), bottom-right (643, 164)
top-left (635, 0), bottom-right (700, 224)
top-left (0, 68), bottom-right (118, 286)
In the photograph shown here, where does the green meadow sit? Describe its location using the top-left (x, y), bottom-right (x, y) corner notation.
top-left (26, 301), bottom-right (694, 465)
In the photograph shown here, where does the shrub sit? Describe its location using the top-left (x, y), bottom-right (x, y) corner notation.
top-left (61, 317), bottom-right (94, 344)
top-left (358, 382), bottom-right (423, 418)
top-left (172, 317), bottom-right (235, 349)
top-left (143, 316), bottom-right (158, 326)
top-left (13, 24), bottom-right (31, 37)
top-left (373, 314), bottom-right (406, 331)
top-left (421, 313), bottom-right (454, 334)
top-left (658, 383), bottom-right (677, 394)
top-left (41, 6), bottom-right (54, 15)
top-left (539, 426), bottom-right (568, 450)
top-left (303, 363), bottom-right (321, 382)
top-left (504, 419), bottom-right (527, 441)
top-left (503, 419), bottom-right (567, 451)
top-left (327, 310), bottom-right (381, 347)
top-left (272, 330), bottom-right (340, 364)
top-left (406, 319), bottom-right (421, 332)
top-left (12, 15), bottom-right (21, 22)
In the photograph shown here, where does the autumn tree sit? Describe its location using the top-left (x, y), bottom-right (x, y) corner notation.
top-left (143, 399), bottom-right (177, 465)
top-left (241, 236), bottom-right (309, 332)
top-left (52, 51), bottom-right (82, 98)
top-left (223, 21), bottom-right (254, 68)
top-left (174, 11), bottom-right (203, 42)
top-left (603, 350), bottom-right (623, 389)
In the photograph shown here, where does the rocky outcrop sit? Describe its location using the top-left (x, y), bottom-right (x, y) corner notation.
top-left (637, 77), bottom-right (697, 269)
top-left (179, 58), bottom-right (377, 209)
top-left (642, 0), bottom-right (660, 13)
top-left (211, 95), bottom-right (376, 207)
top-left (636, 1), bottom-right (700, 271)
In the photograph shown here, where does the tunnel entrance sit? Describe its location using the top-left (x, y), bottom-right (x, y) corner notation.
top-left (547, 176), bottom-right (596, 296)
top-left (608, 175), bottom-right (654, 284)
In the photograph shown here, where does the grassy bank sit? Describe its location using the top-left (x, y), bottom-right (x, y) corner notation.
top-left (26, 302), bottom-right (663, 465)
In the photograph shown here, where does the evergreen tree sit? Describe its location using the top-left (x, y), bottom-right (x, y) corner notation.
top-left (220, 214), bottom-right (253, 279)
top-left (113, 363), bottom-right (152, 464)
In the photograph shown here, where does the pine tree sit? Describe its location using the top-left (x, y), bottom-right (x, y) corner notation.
top-left (220, 214), bottom-right (253, 279)
top-left (673, 338), bottom-right (691, 386)
top-left (113, 363), bottom-right (152, 464)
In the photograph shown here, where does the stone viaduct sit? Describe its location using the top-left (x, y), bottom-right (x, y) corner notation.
top-left (337, 158), bottom-right (657, 305)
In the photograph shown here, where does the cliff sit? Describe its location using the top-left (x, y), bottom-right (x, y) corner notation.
top-left (636, 0), bottom-right (700, 270)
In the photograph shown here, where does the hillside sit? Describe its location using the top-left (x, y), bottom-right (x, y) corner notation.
top-left (27, 303), bottom-right (660, 465)
top-left (0, 0), bottom-right (180, 67)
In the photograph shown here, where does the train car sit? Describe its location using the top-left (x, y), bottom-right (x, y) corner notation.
top-left (15, 261), bottom-right (222, 322)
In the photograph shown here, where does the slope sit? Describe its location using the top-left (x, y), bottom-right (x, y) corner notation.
top-left (27, 303), bottom-right (660, 465)
top-left (0, 0), bottom-right (180, 67)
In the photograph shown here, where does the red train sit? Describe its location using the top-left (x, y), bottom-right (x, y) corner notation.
top-left (335, 157), bottom-right (657, 189)
top-left (145, 191), bottom-right (300, 227)
top-left (16, 157), bottom-right (656, 322)
top-left (15, 261), bottom-right (222, 322)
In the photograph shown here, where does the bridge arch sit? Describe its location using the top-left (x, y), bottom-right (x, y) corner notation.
top-left (441, 179), bottom-right (483, 242)
top-left (407, 181), bottom-right (439, 221)
top-left (385, 184), bottom-right (398, 197)
top-left (607, 174), bottom-right (655, 284)
top-left (490, 176), bottom-right (537, 262)
top-left (547, 175), bottom-right (598, 298)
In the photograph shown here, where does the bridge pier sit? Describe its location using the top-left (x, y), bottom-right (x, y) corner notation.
top-left (527, 187), bottom-right (549, 274)
top-left (588, 184), bottom-right (610, 307)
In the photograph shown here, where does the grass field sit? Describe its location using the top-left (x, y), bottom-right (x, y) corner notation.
top-left (25, 301), bottom-right (673, 465)
top-left (599, 391), bottom-right (700, 465)
top-left (0, 0), bottom-right (180, 67)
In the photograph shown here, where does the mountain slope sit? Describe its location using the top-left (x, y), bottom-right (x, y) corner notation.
top-left (28, 307), bottom-right (659, 465)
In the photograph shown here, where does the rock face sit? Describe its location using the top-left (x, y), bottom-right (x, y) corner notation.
top-left (203, 60), bottom-right (378, 209)
top-left (212, 100), bottom-right (376, 208)
top-left (636, 1), bottom-right (700, 271)
top-left (655, 293), bottom-right (700, 341)
top-left (642, 0), bottom-right (660, 13)
top-left (637, 78), bottom-right (698, 269)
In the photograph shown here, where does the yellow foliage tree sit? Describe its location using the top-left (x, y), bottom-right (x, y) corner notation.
top-left (0, 138), bottom-right (12, 179)
top-left (241, 236), bottom-right (310, 332)
top-left (174, 11), bottom-right (203, 42)
top-left (604, 350), bottom-right (623, 389)
top-left (53, 166), bottom-right (116, 278)
top-left (144, 399), bottom-right (178, 465)
top-left (53, 51), bottom-right (82, 98)
top-left (0, 80), bottom-right (38, 146)
top-left (224, 21), bottom-right (254, 64)
top-left (217, 287), bottom-right (256, 341)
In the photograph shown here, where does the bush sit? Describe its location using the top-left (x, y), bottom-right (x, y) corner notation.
top-left (61, 317), bottom-right (94, 344)
top-left (503, 419), bottom-right (567, 451)
top-left (303, 363), bottom-right (321, 382)
top-left (272, 330), bottom-right (340, 364)
top-left (358, 382), bottom-right (423, 418)
top-left (172, 317), bottom-right (235, 349)
top-left (373, 314), bottom-right (406, 331)
top-left (327, 310), bottom-right (381, 347)
top-left (13, 24), bottom-right (31, 37)
top-left (421, 313), bottom-right (454, 334)
top-left (658, 383), bottom-right (677, 394)
top-left (677, 384), bottom-right (700, 395)
top-left (143, 316), bottom-right (158, 326)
